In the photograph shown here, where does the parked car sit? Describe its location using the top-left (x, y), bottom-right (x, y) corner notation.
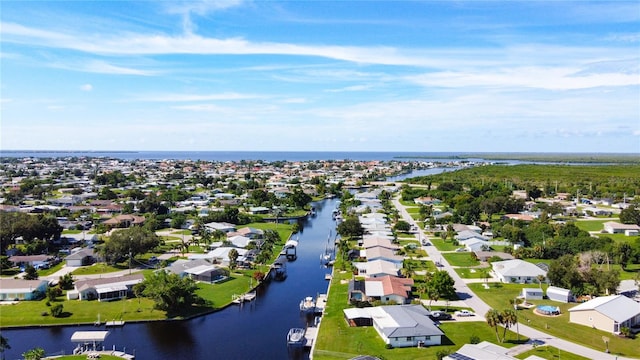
top-left (454, 310), bottom-right (475, 317)
top-left (429, 311), bottom-right (452, 321)
top-left (455, 247), bottom-right (467, 252)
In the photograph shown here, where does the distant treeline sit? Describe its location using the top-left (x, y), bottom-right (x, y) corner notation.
top-left (396, 153), bottom-right (640, 164)
top-left (405, 164), bottom-right (640, 199)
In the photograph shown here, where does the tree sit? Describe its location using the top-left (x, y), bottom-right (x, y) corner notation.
top-left (547, 255), bottom-right (582, 290)
top-left (393, 220), bottom-right (411, 233)
top-left (58, 273), bottom-right (74, 290)
top-left (228, 248), bottom-right (239, 270)
top-left (485, 309), bottom-right (503, 342)
top-left (23, 265), bottom-right (38, 280)
top-left (103, 227), bottom-right (160, 264)
top-left (613, 242), bottom-right (633, 270)
top-left (430, 270), bottom-right (457, 301)
top-left (46, 286), bottom-right (62, 302)
top-left (337, 217), bottom-right (364, 239)
top-left (536, 274), bottom-right (546, 289)
top-left (50, 303), bottom-right (63, 317)
top-left (22, 347), bottom-right (45, 360)
top-left (620, 206), bottom-right (640, 226)
top-left (140, 271), bottom-right (202, 313)
top-left (500, 309), bottom-right (518, 343)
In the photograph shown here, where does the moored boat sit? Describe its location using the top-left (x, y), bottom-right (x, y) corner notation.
top-left (299, 296), bottom-right (316, 313)
top-left (286, 328), bottom-right (306, 347)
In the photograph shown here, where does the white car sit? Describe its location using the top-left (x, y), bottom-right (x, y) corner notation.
top-left (454, 310), bottom-right (475, 317)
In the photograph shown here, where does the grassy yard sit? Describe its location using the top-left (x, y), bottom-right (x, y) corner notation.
top-left (71, 263), bottom-right (127, 275)
top-left (431, 238), bottom-right (458, 252)
top-left (442, 253), bottom-right (480, 267)
top-left (455, 267), bottom-right (490, 279)
top-left (38, 261), bottom-right (65, 277)
top-left (313, 270), bottom-right (524, 360)
top-left (595, 233), bottom-right (639, 243)
top-left (515, 345), bottom-right (589, 360)
top-left (468, 283), bottom-right (640, 358)
top-left (574, 219), bottom-right (611, 232)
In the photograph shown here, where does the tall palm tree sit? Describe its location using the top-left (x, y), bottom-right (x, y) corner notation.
top-left (536, 274), bottom-right (546, 289)
top-left (485, 309), bottom-right (503, 342)
top-left (501, 309), bottom-right (518, 343)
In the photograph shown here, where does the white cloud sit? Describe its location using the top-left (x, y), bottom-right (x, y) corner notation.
top-left (138, 92), bottom-right (261, 102)
top-left (83, 60), bottom-right (155, 76)
top-left (325, 84), bottom-right (373, 93)
top-left (80, 84), bottom-right (93, 91)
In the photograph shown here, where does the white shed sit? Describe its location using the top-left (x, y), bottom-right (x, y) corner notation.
top-left (521, 288), bottom-right (543, 301)
top-left (546, 286), bottom-right (572, 303)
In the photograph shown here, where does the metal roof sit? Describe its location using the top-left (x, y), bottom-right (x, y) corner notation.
top-left (71, 331), bottom-right (110, 343)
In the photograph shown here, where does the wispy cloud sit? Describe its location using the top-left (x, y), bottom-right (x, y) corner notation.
top-left (163, 0), bottom-right (245, 34)
top-left (325, 84), bottom-right (373, 93)
top-left (137, 92), bottom-right (262, 102)
top-left (80, 84), bottom-right (93, 91)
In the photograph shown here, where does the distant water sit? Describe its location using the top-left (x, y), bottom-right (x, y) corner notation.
top-left (0, 151), bottom-right (466, 162)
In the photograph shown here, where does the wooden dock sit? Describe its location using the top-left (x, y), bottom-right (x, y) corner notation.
top-left (314, 294), bottom-right (327, 313)
top-left (105, 320), bottom-right (125, 327)
top-left (303, 326), bottom-right (318, 348)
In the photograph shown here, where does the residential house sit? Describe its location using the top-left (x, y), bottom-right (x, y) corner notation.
top-left (0, 279), bottom-right (48, 301)
top-left (361, 237), bottom-right (399, 251)
top-left (69, 273), bottom-right (144, 302)
top-left (204, 222), bottom-right (236, 233)
top-left (603, 221), bottom-right (640, 235)
top-left (569, 295), bottom-right (640, 334)
top-left (165, 259), bottom-right (227, 283)
top-left (473, 251), bottom-right (513, 262)
top-left (354, 259), bottom-right (400, 278)
top-left (65, 248), bottom-right (96, 267)
top-left (362, 246), bottom-right (403, 268)
top-left (365, 275), bottom-right (414, 304)
top-left (8, 255), bottom-right (52, 270)
top-left (444, 341), bottom-right (542, 360)
top-left (343, 305), bottom-right (443, 348)
top-left (491, 259), bottom-right (547, 284)
top-left (102, 214), bottom-right (145, 228)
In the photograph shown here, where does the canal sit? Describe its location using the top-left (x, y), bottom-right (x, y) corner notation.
top-left (2, 198), bottom-right (339, 360)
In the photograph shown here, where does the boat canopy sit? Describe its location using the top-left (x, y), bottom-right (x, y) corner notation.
top-left (71, 331), bottom-right (110, 343)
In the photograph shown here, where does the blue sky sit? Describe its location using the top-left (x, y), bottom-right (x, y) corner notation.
top-left (1, 0), bottom-right (639, 153)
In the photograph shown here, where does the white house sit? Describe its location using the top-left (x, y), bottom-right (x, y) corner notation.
top-left (343, 305), bottom-right (444, 348)
top-left (603, 221), bottom-right (640, 235)
top-left (70, 273), bottom-right (144, 302)
top-left (569, 295), bottom-right (640, 334)
top-left (491, 259), bottom-right (547, 284)
top-left (361, 246), bottom-right (403, 268)
top-left (445, 341), bottom-right (534, 360)
top-left (354, 259), bottom-right (400, 278)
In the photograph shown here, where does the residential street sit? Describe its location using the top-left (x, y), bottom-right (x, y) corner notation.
top-left (392, 197), bottom-right (634, 360)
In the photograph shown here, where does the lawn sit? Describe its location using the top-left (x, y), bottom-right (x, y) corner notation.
top-left (455, 267), bottom-right (490, 279)
top-left (38, 261), bottom-right (65, 277)
top-left (595, 233), bottom-right (639, 243)
top-left (431, 238), bottom-right (458, 252)
top-left (515, 345), bottom-right (589, 360)
top-left (574, 219), bottom-right (610, 232)
top-left (312, 270), bottom-right (524, 360)
top-left (442, 253), bottom-right (480, 267)
top-left (468, 283), bottom-right (640, 358)
top-left (71, 263), bottom-right (127, 275)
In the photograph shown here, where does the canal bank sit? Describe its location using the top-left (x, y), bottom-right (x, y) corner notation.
top-left (2, 198), bottom-right (339, 360)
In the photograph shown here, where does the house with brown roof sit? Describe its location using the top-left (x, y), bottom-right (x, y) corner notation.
top-left (365, 275), bottom-right (414, 304)
top-left (102, 214), bottom-right (145, 228)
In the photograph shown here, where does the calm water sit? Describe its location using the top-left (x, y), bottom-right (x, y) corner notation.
top-left (2, 198), bottom-right (340, 360)
top-left (0, 150), bottom-right (466, 162)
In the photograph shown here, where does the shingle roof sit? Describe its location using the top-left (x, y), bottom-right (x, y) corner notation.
top-left (568, 295), bottom-right (640, 323)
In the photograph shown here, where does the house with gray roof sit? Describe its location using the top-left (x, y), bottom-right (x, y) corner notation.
top-left (165, 259), bottom-right (227, 283)
top-left (568, 295), bottom-right (640, 334)
top-left (343, 305), bottom-right (443, 347)
top-left (491, 259), bottom-right (547, 284)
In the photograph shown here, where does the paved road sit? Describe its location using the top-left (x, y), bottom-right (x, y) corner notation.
top-left (392, 197), bottom-right (634, 360)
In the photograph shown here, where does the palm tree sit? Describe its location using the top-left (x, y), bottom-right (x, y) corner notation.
top-left (485, 309), bottom-right (503, 342)
top-left (536, 274), bottom-right (546, 289)
top-left (228, 248), bottom-right (239, 270)
top-left (501, 309), bottom-right (518, 343)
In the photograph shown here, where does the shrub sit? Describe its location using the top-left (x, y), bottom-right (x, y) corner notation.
top-left (470, 335), bottom-right (480, 344)
top-left (50, 303), bottom-right (63, 317)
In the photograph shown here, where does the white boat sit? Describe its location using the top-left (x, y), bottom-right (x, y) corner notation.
top-left (287, 328), bottom-right (306, 347)
top-left (299, 296), bottom-right (316, 313)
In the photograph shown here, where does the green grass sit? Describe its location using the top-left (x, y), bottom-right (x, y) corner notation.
top-left (455, 267), bottom-right (490, 279)
top-left (595, 233), bottom-right (639, 243)
top-left (468, 283), bottom-right (640, 358)
top-left (171, 229), bottom-right (192, 235)
top-left (313, 270), bottom-right (524, 360)
top-left (196, 274), bottom-right (253, 308)
top-left (515, 345), bottom-right (589, 360)
top-left (431, 238), bottom-right (458, 251)
top-left (37, 261), bottom-right (65, 277)
top-left (574, 220), bottom-right (611, 232)
top-left (71, 263), bottom-right (127, 275)
top-left (61, 229), bottom-right (83, 234)
top-left (442, 253), bottom-right (480, 267)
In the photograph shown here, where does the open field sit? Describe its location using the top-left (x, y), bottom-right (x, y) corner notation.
top-left (468, 283), bottom-right (640, 358)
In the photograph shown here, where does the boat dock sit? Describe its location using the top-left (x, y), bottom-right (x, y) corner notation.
top-left (314, 294), bottom-right (327, 313)
top-left (105, 320), bottom-right (125, 327)
top-left (303, 326), bottom-right (318, 348)
top-left (232, 291), bottom-right (257, 304)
